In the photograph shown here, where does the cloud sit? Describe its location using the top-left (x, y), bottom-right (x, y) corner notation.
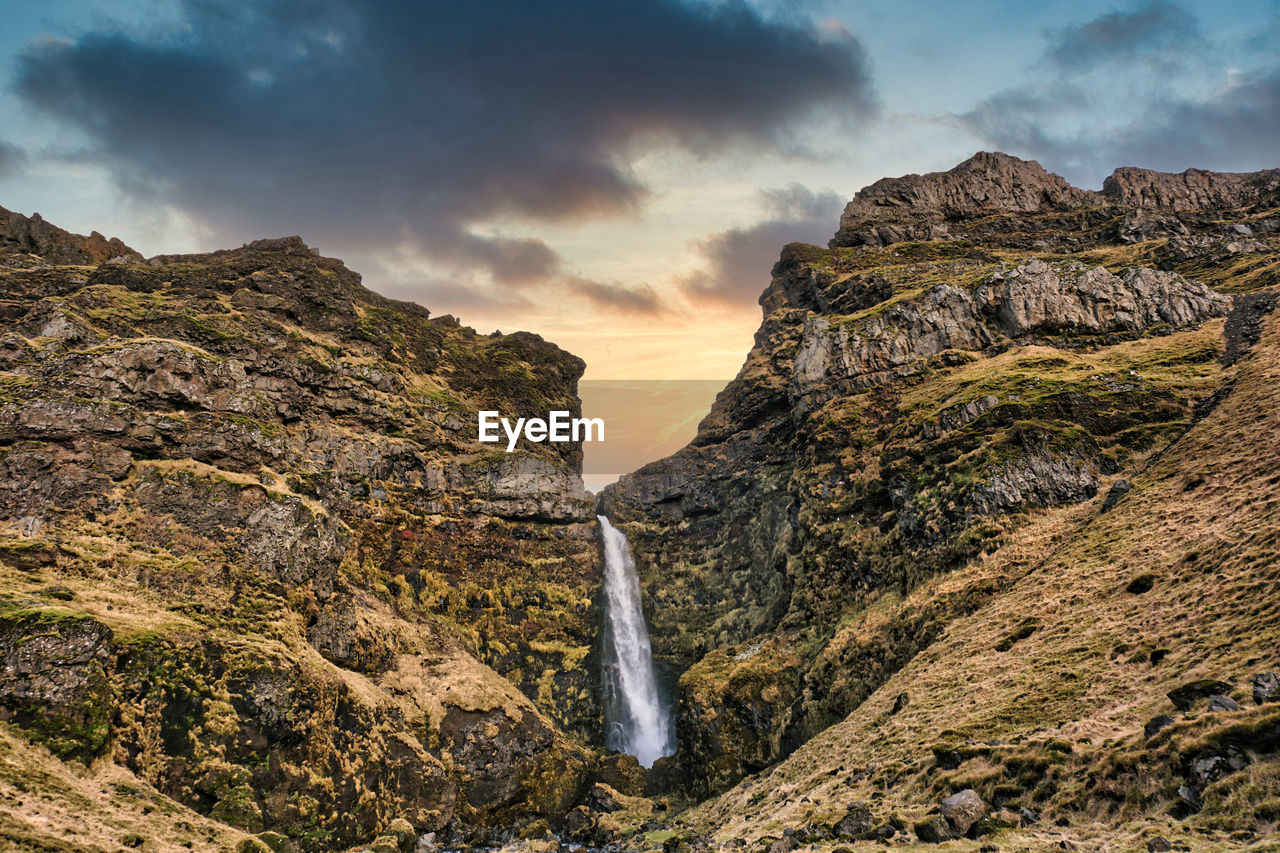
top-left (368, 238), bottom-right (663, 321)
top-left (13, 0), bottom-right (875, 294)
top-left (0, 141), bottom-right (25, 178)
top-left (1092, 66), bottom-right (1280, 172)
top-left (956, 2), bottom-right (1280, 184)
top-left (1043, 1), bottom-right (1201, 70)
top-left (565, 277), bottom-right (664, 315)
top-left (680, 182), bottom-right (843, 305)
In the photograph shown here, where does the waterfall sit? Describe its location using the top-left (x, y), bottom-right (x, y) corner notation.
top-left (598, 515), bottom-right (674, 768)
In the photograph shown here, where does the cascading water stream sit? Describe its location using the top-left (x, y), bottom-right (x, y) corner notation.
top-left (597, 515), bottom-right (674, 768)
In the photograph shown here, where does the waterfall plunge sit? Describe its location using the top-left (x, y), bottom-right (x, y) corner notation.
top-left (598, 515), bottom-right (674, 768)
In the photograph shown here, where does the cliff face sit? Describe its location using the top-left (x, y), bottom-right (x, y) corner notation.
top-left (831, 151), bottom-right (1280, 249)
top-left (0, 227), bottom-right (606, 849)
top-left (831, 152), bottom-right (1091, 247)
top-left (0, 204), bottom-right (140, 266)
top-left (6, 150), bottom-right (1280, 852)
top-left (600, 151), bottom-right (1280, 840)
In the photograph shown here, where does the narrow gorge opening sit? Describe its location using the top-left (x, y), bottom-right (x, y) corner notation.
top-left (597, 515), bottom-right (675, 768)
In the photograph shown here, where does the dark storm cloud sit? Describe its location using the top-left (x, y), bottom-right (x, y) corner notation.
top-left (13, 0), bottom-right (875, 290)
top-left (1044, 1), bottom-right (1201, 69)
top-left (681, 183), bottom-right (842, 305)
top-left (0, 141), bottom-right (25, 178)
top-left (957, 2), bottom-right (1280, 184)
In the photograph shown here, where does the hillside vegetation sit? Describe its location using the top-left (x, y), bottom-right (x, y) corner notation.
top-left (602, 153), bottom-right (1280, 851)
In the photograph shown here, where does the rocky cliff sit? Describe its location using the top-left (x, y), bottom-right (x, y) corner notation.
top-left (0, 204), bottom-right (140, 266)
top-left (0, 223), bottom-right (609, 850)
top-left (5, 151), bottom-right (1280, 853)
top-left (600, 152), bottom-right (1280, 849)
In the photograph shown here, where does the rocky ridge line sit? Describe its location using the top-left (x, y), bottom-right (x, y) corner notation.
top-left (0, 203), bottom-right (139, 265)
top-left (832, 151), bottom-right (1280, 247)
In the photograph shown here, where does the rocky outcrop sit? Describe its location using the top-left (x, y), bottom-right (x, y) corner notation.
top-left (669, 638), bottom-right (802, 798)
top-left (0, 225), bottom-right (604, 848)
top-left (831, 152), bottom-right (1090, 247)
top-left (977, 261), bottom-right (1230, 337)
top-left (791, 258), bottom-right (1227, 398)
top-left (1102, 166), bottom-right (1280, 212)
top-left (601, 152), bottom-right (1269, 800)
top-left (0, 612), bottom-right (114, 761)
top-left (0, 204), bottom-right (139, 265)
top-left (831, 152), bottom-right (1280, 249)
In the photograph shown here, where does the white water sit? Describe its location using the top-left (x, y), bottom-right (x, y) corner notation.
top-left (598, 515), bottom-right (674, 767)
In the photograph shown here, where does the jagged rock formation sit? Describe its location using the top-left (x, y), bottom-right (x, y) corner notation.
top-left (1103, 165), bottom-right (1280, 212)
top-left (831, 152), bottom-right (1091, 247)
top-left (831, 151), bottom-right (1280, 249)
top-left (0, 222), bottom-right (607, 850)
top-left (0, 204), bottom-right (139, 265)
top-left (600, 150), bottom-right (1280, 844)
top-left (790, 258), bottom-right (1228, 396)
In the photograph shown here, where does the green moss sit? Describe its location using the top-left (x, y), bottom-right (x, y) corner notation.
top-left (13, 703), bottom-right (111, 762)
top-left (297, 354), bottom-right (333, 374)
top-left (0, 372), bottom-right (36, 402)
top-left (210, 784), bottom-right (264, 832)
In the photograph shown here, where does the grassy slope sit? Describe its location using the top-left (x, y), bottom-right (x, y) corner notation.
top-left (0, 724), bottom-right (246, 853)
top-left (686, 302), bottom-right (1280, 851)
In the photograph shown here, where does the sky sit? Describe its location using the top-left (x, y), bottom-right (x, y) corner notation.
top-left (1, 0), bottom-right (1278, 381)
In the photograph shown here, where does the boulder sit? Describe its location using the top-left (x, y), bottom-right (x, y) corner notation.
top-left (596, 752), bottom-right (647, 797)
top-left (1177, 784), bottom-right (1201, 811)
top-left (1207, 694), bottom-right (1239, 712)
top-left (1104, 479), bottom-right (1133, 511)
top-left (831, 802), bottom-right (873, 839)
top-left (1253, 672), bottom-right (1278, 705)
top-left (768, 830), bottom-right (798, 853)
top-left (383, 819), bottom-right (416, 853)
top-left (254, 832), bottom-right (300, 853)
top-left (584, 783), bottom-right (622, 814)
top-left (234, 840), bottom-right (273, 853)
top-left (913, 816), bottom-right (955, 843)
top-left (1189, 755), bottom-right (1231, 786)
top-left (939, 789), bottom-right (988, 837)
top-left (1144, 714), bottom-right (1176, 739)
top-left (1168, 679), bottom-right (1233, 712)
top-left (561, 806), bottom-right (596, 842)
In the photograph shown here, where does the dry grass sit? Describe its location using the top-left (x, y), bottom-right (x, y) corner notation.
top-left (0, 724), bottom-right (246, 852)
top-left (685, 303), bottom-right (1280, 850)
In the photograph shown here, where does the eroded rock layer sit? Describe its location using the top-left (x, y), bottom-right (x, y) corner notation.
top-left (600, 153), bottom-right (1280, 820)
top-left (0, 230), bottom-right (605, 850)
